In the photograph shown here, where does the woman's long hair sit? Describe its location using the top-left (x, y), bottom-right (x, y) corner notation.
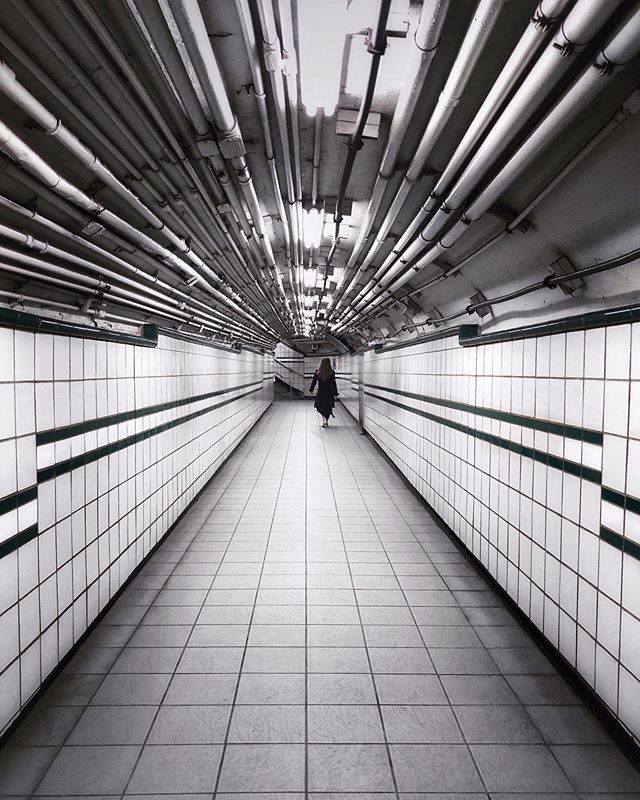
top-left (317, 358), bottom-right (334, 380)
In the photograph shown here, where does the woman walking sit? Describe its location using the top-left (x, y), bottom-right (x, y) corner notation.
top-left (310, 358), bottom-right (339, 428)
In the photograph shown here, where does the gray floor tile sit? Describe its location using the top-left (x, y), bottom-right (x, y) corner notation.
top-left (308, 704), bottom-right (385, 742)
top-left (242, 646), bottom-right (306, 672)
top-left (35, 745), bottom-right (141, 795)
top-left (308, 744), bottom-right (394, 791)
top-left (419, 624), bottom-right (483, 647)
top-left (525, 705), bottom-right (613, 744)
top-left (307, 605), bottom-right (361, 624)
top-left (164, 673), bottom-right (237, 704)
top-left (368, 647), bottom-right (434, 674)
top-left (148, 704), bottom-right (231, 743)
top-left (455, 705), bottom-right (543, 743)
top-left (308, 624), bottom-right (365, 647)
top-left (251, 604), bottom-right (306, 624)
top-left (127, 744), bottom-right (222, 793)
top-left (177, 646), bottom-right (244, 673)
top-left (507, 674), bottom-right (582, 705)
top-left (142, 605), bottom-right (201, 625)
top-left (375, 673), bottom-right (447, 705)
top-left (0, 747), bottom-right (58, 794)
top-left (551, 745), bottom-right (640, 792)
top-left (248, 624), bottom-right (305, 647)
top-left (42, 673), bottom-right (104, 706)
top-left (471, 743), bottom-right (574, 792)
top-left (390, 744), bottom-right (484, 792)
top-left (110, 646), bottom-right (182, 673)
top-left (91, 673), bottom-right (171, 705)
top-left (382, 705), bottom-right (463, 743)
top-left (489, 646), bottom-right (557, 674)
top-left (430, 647), bottom-right (500, 674)
top-left (11, 706), bottom-right (83, 745)
top-left (308, 673), bottom-right (377, 704)
top-left (236, 673), bottom-right (306, 704)
top-left (307, 647), bottom-right (371, 673)
top-left (364, 625), bottom-right (425, 647)
top-left (127, 624), bottom-right (191, 647)
top-left (228, 704), bottom-right (305, 742)
top-left (67, 705), bottom-right (156, 744)
top-left (189, 623), bottom-right (249, 647)
top-left (217, 744), bottom-right (305, 792)
top-left (441, 675), bottom-right (519, 705)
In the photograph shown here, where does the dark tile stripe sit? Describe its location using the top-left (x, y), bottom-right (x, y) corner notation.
top-left (602, 487), bottom-right (640, 517)
top-left (365, 382), bottom-right (602, 445)
top-left (36, 380), bottom-right (262, 445)
top-left (0, 524), bottom-right (39, 559)
top-left (0, 485), bottom-right (37, 516)
top-left (37, 386), bottom-right (262, 484)
top-left (600, 526), bottom-right (640, 562)
top-left (364, 389), bottom-right (602, 485)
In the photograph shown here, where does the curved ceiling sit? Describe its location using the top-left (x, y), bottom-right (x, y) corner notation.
top-left (0, 0), bottom-right (639, 351)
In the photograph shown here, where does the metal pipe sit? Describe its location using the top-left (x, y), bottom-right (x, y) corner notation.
top-left (234, 0), bottom-right (293, 275)
top-left (340, 0), bottom-right (507, 291)
top-left (337, 0), bottom-right (627, 330)
top-left (170, 0), bottom-right (280, 285)
top-left (332, 0), bottom-right (450, 304)
top-left (0, 123), bottom-right (275, 335)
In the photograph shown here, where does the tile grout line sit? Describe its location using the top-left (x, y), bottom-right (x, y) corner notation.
top-left (319, 412), bottom-right (401, 800)
top-left (212, 404), bottom-right (296, 798)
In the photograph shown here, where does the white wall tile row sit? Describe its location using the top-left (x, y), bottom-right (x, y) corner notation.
top-left (0, 328), bottom-right (271, 737)
top-left (335, 322), bottom-right (640, 744)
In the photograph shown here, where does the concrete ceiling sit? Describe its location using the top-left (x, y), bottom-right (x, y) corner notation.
top-left (0, 0), bottom-right (639, 350)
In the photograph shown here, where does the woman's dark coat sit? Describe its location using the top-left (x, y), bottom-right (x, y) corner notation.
top-left (310, 370), bottom-right (338, 418)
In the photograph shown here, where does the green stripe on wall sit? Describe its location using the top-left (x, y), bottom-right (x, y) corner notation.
top-left (38, 386), bottom-right (262, 483)
top-left (36, 380), bottom-right (262, 445)
top-left (600, 526), bottom-right (640, 562)
top-left (364, 389), bottom-right (602, 485)
top-left (0, 485), bottom-right (37, 516)
top-left (601, 487), bottom-right (640, 517)
top-left (0, 524), bottom-right (39, 559)
top-left (365, 382), bottom-right (602, 446)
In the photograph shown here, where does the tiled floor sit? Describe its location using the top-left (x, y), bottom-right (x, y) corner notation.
top-left (1, 401), bottom-right (640, 799)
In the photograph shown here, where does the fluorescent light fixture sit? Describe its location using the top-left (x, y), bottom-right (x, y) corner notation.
top-left (303, 269), bottom-right (317, 289)
top-left (303, 208), bottom-right (324, 248)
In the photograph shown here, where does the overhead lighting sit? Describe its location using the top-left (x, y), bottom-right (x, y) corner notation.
top-left (303, 269), bottom-right (317, 289)
top-left (303, 208), bottom-right (324, 249)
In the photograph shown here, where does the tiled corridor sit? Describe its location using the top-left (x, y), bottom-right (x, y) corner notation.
top-left (1, 402), bottom-right (639, 799)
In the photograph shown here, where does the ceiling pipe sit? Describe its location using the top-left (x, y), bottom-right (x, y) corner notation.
top-left (0, 13), bottom-right (275, 322)
top-left (0, 123), bottom-right (276, 336)
top-left (169, 0), bottom-right (285, 309)
top-left (0, 258), bottom-right (277, 346)
top-left (119, 3), bottom-right (288, 328)
top-left (336, 0), bottom-right (625, 332)
top-left (373, 0), bottom-right (622, 287)
top-left (330, 0), bottom-right (450, 305)
top-left (332, 0), bottom-right (508, 320)
top-left (340, 1), bottom-right (640, 327)
top-left (0, 232), bottom-right (275, 343)
top-left (315, 0), bottom-right (392, 331)
top-left (255, 0), bottom-right (301, 270)
top-left (392, 87), bottom-right (640, 303)
top-left (234, 0), bottom-right (293, 276)
top-left (391, 0), bottom-right (574, 259)
top-left (277, 0), bottom-right (305, 269)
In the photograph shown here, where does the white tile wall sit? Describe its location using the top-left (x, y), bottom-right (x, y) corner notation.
top-left (0, 330), bottom-right (271, 736)
top-left (337, 322), bottom-right (640, 744)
